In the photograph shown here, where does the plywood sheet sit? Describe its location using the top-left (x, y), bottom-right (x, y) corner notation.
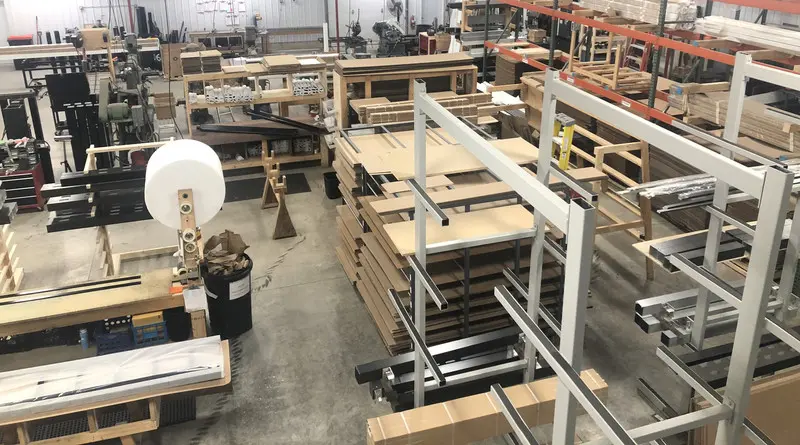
top-left (360, 137), bottom-right (539, 179)
top-left (384, 205), bottom-right (534, 255)
top-left (382, 176), bottom-right (454, 195)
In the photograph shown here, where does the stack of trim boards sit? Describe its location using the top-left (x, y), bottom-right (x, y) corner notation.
top-left (181, 50), bottom-right (222, 74)
top-left (333, 129), bottom-right (566, 354)
top-left (578, 0), bottom-right (696, 27)
top-left (263, 55), bottom-right (301, 74)
top-left (669, 83), bottom-right (800, 152)
top-left (696, 16), bottom-right (800, 56)
top-left (0, 336), bottom-right (225, 421)
top-left (358, 93), bottom-right (492, 125)
top-left (335, 53), bottom-right (474, 75)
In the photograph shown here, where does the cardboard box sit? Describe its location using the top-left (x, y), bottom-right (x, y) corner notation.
top-left (161, 43), bottom-right (186, 79)
top-left (367, 369), bottom-right (608, 445)
top-left (80, 28), bottom-right (109, 50)
top-left (528, 29), bottom-right (547, 43)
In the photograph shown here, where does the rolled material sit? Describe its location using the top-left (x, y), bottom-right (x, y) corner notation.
top-left (144, 139), bottom-right (225, 230)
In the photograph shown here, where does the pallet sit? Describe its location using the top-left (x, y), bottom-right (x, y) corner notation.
top-left (570, 61), bottom-right (652, 92)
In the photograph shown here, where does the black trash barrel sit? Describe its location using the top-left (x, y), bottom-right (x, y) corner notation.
top-left (324, 171), bottom-right (341, 199)
top-left (203, 253), bottom-right (253, 339)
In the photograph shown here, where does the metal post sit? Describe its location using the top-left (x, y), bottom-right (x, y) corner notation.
top-left (524, 69), bottom-right (559, 382)
top-left (714, 166), bottom-right (793, 445)
top-left (777, 197), bottom-right (800, 321)
top-left (548, 0), bottom-right (559, 67)
top-left (552, 199), bottom-right (596, 445)
top-left (482, 0), bottom-right (491, 81)
top-left (412, 80), bottom-right (428, 408)
top-left (690, 53), bottom-right (749, 350)
top-left (647, 0), bottom-right (668, 109)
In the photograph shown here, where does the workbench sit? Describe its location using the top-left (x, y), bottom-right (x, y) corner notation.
top-left (0, 269), bottom-right (182, 337)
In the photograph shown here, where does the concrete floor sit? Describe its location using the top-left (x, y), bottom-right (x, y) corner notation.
top-left (0, 64), bottom-right (697, 444)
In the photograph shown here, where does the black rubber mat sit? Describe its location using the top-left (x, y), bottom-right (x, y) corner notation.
top-left (224, 178), bottom-right (263, 203)
top-left (284, 173), bottom-right (311, 195)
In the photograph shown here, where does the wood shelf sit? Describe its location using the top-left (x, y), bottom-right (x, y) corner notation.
top-left (221, 158), bottom-right (265, 171)
top-left (270, 152), bottom-right (322, 164)
top-left (188, 92), bottom-right (325, 109)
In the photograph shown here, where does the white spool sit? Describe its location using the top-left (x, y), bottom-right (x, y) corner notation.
top-left (144, 140), bottom-right (225, 230)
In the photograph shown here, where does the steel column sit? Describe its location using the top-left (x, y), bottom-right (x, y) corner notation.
top-left (714, 166), bottom-right (794, 445)
top-left (412, 80), bottom-right (428, 408)
top-left (777, 197), bottom-right (800, 321)
top-left (552, 199), bottom-right (597, 445)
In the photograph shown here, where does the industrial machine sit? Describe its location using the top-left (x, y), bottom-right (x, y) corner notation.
top-left (373, 19), bottom-right (415, 57)
top-left (98, 34), bottom-right (160, 145)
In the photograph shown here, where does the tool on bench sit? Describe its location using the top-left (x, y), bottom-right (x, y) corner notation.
top-left (552, 113), bottom-right (575, 171)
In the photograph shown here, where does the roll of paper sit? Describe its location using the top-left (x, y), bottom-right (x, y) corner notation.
top-left (144, 140), bottom-right (225, 230)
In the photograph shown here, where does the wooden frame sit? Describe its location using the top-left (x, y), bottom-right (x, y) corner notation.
top-left (333, 66), bottom-right (478, 130)
top-left (183, 59), bottom-right (328, 138)
top-left (261, 155), bottom-right (297, 240)
top-left (0, 225), bottom-right (22, 294)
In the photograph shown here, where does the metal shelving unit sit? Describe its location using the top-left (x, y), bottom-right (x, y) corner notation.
top-left (397, 55), bottom-right (800, 443)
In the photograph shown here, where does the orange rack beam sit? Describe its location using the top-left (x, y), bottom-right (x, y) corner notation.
top-left (485, 41), bottom-right (676, 124)
top-left (710, 0), bottom-right (800, 14)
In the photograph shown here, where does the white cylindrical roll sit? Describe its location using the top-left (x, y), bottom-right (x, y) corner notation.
top-left (145, 140), bottom-right (225, 230)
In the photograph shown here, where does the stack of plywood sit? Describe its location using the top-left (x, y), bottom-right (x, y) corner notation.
top-left (333, 130), bottom-right (568, 354)
top-left (669, 83), bottom-right (800, 152)
top-left (335, 53), bottom-right (474, 76)
top-left (358, 93), bottom-right (493, 125)
top-left (578, 0), bottom-right (696, 27)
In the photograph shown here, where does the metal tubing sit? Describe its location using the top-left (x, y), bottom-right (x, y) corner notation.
top-left (549, 0), bottom-right (559, 67)
top-left (692, 50), bottom-right (751, 349)
top-left (494, 285), bottom-right (635, 445)
top-left (406, 255), bottom-right (449, 310)
top-left (525, 70), bottom-right (561, 382)
top-left (546, 71), bottom-right (764, 198)
top-left (670, 120), bottom-right (779, 167)
top-left (502, 267), bottom-right (562, 336)
top-left (776, 197), bottom-right (800, 321)
top-left (413, 80), bottom-right (429, 407)
top-left (388, 289), bottom-right (446, 386)
top-left (703, 206), bottom-right (755, 238)
top-left (646, 0), bottom-right (668, 109)
top-left (414, 80), bottom-right (570, 231)
top-left (490, 384), bottom-right (541, 445)
top-left (425, 359), bottom-right (528, 389)
top-left (406, 178), bottom-right (450, 225)
top-left (655, 346), bottom-right (722, 405)
top-left (714, 166), bottom-right (793, 445)
top-left (482, 0), bottom-right (491, 81)
top-left (552, 199), bottom-right (597, 445)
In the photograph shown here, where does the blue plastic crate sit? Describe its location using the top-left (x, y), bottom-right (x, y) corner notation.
top-left (133, 321), bottom-right (169, 348)
top-left (95, 326), bottom-right (134, 356)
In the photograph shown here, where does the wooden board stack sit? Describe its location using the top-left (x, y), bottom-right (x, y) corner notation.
top-left (669, 83), bottom-right (800, 152)
top-left (578, 0), bottom-right (696, 27)
top-left (263, 55), bottom-right (301, 74)
top-left (696, 16), bottom-right (800, 57)
top-left (333, 130), bottom-right (565, 354)
top-left (358, 93), bottom-right (493, 125)
top-left (335, 53), bottom-right (474, 76)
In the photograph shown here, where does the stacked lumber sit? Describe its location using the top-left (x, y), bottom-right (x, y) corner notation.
top-left (577, 0), bottom-right (696, 27)
top-left (263, 54), bottom-right (301, 74)
top-left (333, 130), bottom-right (566, 354)
top-left (669, 83), bottom-right (800, 152)
top-left (359, 93), bottom-right (492, 125)
top-left (696, 16), bottom-right (800, 57)
top-left (180, 50), bottom-right (222, 74)
top-left (335, 53), bottom-right (474, 76)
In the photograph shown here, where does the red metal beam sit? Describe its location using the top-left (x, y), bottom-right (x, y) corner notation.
top-left (710, 0), bottom-right (800, 14)
top-left (486, 42), bottom-right (676, 125)
top-left (499, 0), bottom-right (737, 65)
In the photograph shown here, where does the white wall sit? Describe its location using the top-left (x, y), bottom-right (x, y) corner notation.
top-left (0, 0), bottom-right (447, 47)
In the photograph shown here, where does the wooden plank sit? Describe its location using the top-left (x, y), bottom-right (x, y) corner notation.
top-left (367, 369), bottom-right (607, 445)
top-left (381, 176), bottom-right (454, 195)
top-left (0, 269), bottom-right (181, 337)
top-left (383, 205), bottom-right (534, 256)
